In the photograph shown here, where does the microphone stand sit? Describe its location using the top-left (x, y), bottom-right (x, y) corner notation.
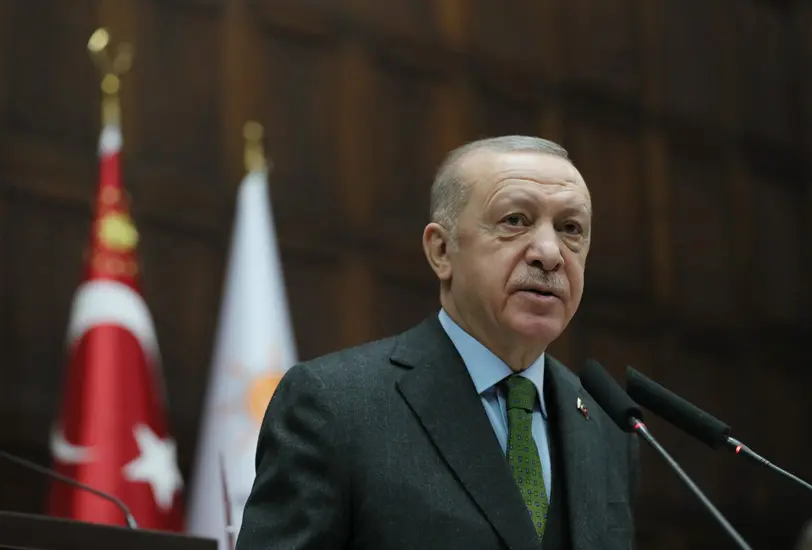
top-left (630, 419), bottom-right (753, 550)
top-left (726, 437), bottom-right (812, 493)
top-left (0, 449), bottom-right (138, 529)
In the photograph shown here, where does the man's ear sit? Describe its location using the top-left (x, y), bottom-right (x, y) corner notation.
top-left (422, 222), bottom-right (453, 282)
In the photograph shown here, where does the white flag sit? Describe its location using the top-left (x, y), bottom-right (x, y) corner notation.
top-left (186, 167), bottom-right (297, 549)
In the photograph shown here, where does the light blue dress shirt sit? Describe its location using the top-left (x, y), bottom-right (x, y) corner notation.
top-left (438, 309), bottom-right (552, 499)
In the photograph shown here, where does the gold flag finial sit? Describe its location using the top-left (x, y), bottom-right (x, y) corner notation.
top-left (88, 27), bottom-right (134, 127)
top-left (243, 121), bottom-right (270, 172)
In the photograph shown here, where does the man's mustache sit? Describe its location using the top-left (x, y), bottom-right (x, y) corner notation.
top-left (510, 271), bottom-right (567, 295)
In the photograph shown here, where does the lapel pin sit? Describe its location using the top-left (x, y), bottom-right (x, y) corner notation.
top-left (576, 397), bottom-right (589, 420)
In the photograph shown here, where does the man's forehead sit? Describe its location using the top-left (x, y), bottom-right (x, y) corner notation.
top-left (461, 149), bottom-right (589, 200)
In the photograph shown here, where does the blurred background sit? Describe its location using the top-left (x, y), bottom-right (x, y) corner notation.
top-left (1, 0), bottom-right (812, 548)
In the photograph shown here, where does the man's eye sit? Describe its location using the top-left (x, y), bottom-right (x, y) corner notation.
top-left (503, 214), bottom-right (528, 226)
top-left (561, 221), bottom-right (582, 235)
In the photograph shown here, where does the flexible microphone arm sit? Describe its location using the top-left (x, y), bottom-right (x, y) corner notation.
top-left (629, 419), bottom-right (753, 550)
top-left (580, 359), bottom-right (753, 550)
top-left (0, 449), bottom-right (138, 529)
top-left (627, 365), bottom-right (812, 494)
top-left (725, 437), bottom-right (812, 493)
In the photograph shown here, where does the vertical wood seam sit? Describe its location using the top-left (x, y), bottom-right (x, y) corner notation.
top-left (337, 34), bottom-right (376, 345)
top-left (638, 0), bottom-right (671, 311)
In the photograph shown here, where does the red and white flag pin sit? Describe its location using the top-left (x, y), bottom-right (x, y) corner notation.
top-left (576, 397), bottom-right (589, 420)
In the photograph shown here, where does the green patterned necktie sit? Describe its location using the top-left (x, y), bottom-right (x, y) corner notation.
top-left (505, 374), bottom-right (549, 539)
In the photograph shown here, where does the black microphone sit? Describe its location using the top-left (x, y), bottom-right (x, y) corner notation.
top-left (626, 365), bottom-right (812, 493)
top-left (580, 359), bottom-right (753, 550)
top-left (0, 449), bottom-right (138, 528)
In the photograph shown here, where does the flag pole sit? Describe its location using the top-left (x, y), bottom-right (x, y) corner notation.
top-left (243, 120), bottom-right (271, 174)
top-left (87, 28), bottom-right (133, 128)
top-left (219, 453), bottom-right (236, 550)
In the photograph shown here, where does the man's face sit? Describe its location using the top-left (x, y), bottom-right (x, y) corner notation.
top-left (435, 151), bottom-right (591, 350)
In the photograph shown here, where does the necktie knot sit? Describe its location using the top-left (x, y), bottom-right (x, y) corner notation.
top-left (505, 375), bottom-right (537, 412)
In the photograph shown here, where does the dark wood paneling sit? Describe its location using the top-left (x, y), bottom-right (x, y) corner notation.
top-left (566, 119), bottom-right (648, 293)
top-left (668, 145), bottom-right (733, 323)
top-left (577, 321), bottom-right (654, 381)
top-left (137, 0), bottom-right (223, 181)
top-left (283, 255), bottom-right (353, 359)
top-left (372, 62), bottom-right (440, 245)
top-left (0, 190), bottom-right (10, 414)
top-left (758, 361), bottom-right (812, 480)
top-left (752, 175), bottom-right (804, 323)
top-left (5, 0), bottom-right (98, 146)
top-left (4, 198), bottom-right (89, 426)
top-left (563, 0), bottom-right (640, 99)
top-left (0, 0), bottom-right (10, 124)
top-left (0, 136), bottom-right (230, 236)
top-left (660, 0), bottom-right (735, 127)
top-left (477, 84), bottom-right (539, 137)
top-left (374, 274), bottom-right (437, 342)
top-left (359, 0), bottom-right (439, 43)
top-left (735, 1), bottom-right (792, 145)
top-left (258, 30), bottom-right (341, 233)
top-left (469, 0), bottom-right (545, 64)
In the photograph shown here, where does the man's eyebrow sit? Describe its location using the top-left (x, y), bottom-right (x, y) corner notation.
top-left (560, 204), bottom-right (591, 216)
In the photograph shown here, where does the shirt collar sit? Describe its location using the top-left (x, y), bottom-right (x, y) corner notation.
top-left (438, 309), bottom-right (547, 418)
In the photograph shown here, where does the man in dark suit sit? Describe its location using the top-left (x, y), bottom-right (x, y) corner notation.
top-left (236, 136), bottom-right (639, 550)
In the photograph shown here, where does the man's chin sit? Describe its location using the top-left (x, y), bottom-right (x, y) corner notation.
top-left (506, 314), bottom-right (566, 344)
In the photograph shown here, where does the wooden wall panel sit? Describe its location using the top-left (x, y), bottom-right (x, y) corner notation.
top-left (360, 0), bottom-right (440, 42)
top-left (0, 0), bottom-right (10, 126)
top-left (257, 31), bottom-right (341, 233)
top-left (660, 0), bottom-right (734, 128)
top-left (476, 85), bottom-right (539, 138)
top-left (136, 1), bottom-right (223, 181)
top-left (282, 254), bottom-right (350, 361)
top-left (4, 199), bottom-right (89, 435)
top-left (668, 145), bottom-right (732, 323)
top-left (565, 120), bottom-right (647, 294)
top-left (562, 0), bottom-right (640, 99)
top-left (0, 137), bottom-right (95, 208)
top-left (374, 274), bottom-right (437, 342)
top-left (752, 177), bottom-right (804, 323)
top-left (735, 1), bottom-right (792, 145)
top-left (758, 364), bottom-right (812, 483)
top-left (5, 0), bottom-right (98, 146)
top-left (469, 0), bottom-right (546, 64)
top-left (0, 191), bottom-right (9, 420)
top-left (578, 322), bottom-right (654, 381)
top-left (334, 39), bottom-right (375, 232)
top-left (372, 63), bottom-right (441, 246)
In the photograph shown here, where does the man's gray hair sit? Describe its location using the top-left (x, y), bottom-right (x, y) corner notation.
top-left (429, 135), bottom-right (570, 240)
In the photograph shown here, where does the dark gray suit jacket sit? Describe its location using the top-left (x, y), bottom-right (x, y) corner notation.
top-left (236, 316), bottom-right (639, 550)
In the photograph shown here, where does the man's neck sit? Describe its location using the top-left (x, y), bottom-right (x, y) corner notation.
top-left (439, 300), bottom-right (546, 372)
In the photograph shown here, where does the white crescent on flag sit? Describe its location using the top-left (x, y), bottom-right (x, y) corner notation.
top-left (50, 424), bottom-right (95, 465)
top-left (66, 279), bottom-right (161, 364)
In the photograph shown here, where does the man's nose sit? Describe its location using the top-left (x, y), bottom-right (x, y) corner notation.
top-left (525, 225), bottom-right (563, 272)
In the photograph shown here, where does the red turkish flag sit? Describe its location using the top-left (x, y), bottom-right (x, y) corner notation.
top-left (47, 115), bottom-right (184, 531)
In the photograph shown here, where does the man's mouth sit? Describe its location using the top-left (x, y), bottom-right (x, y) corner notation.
top-left (520, 288), bottom-right (557, 298)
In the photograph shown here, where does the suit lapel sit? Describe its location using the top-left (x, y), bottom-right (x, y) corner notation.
top-left (545, 357), bottom-right (607, 550)
top-left (393, 317), bottom-right (541, 550)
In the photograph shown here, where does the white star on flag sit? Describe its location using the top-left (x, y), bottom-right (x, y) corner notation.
top-left (122, 423), bottom-right (183, 511)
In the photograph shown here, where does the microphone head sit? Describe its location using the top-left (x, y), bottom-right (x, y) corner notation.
top-left (626, 366), bottom-right (730, 449)
top-left (580, 359), bottom-right (643, 432)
